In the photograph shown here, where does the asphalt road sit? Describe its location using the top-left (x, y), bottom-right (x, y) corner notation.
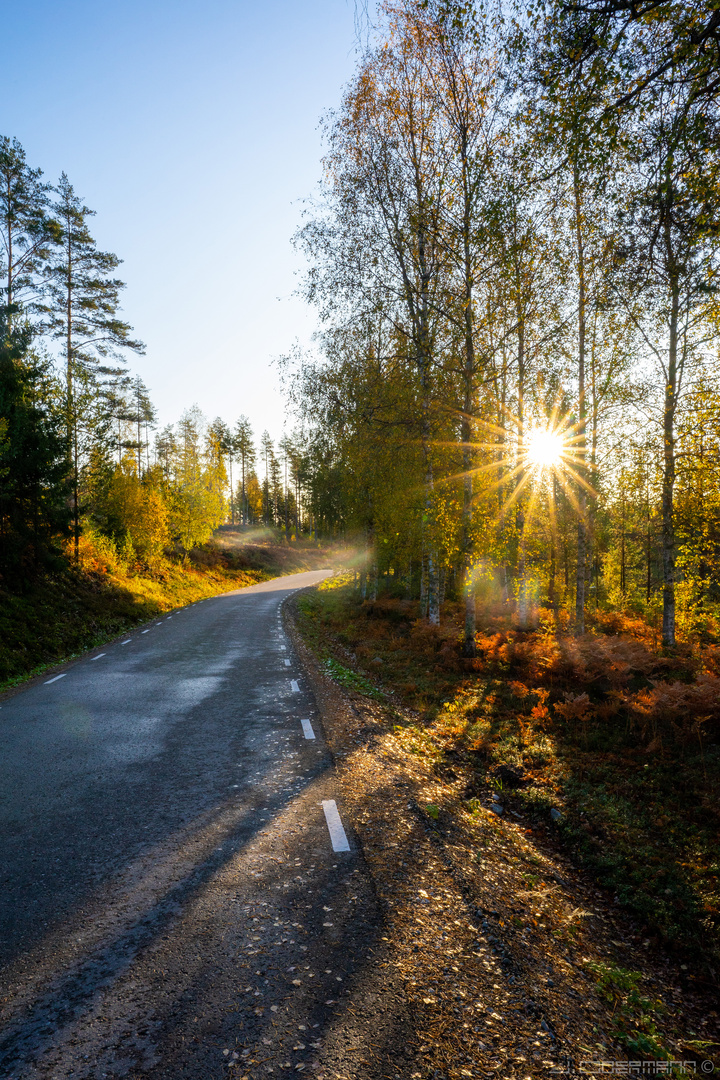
top-left (0, 570), bottom-right (413, 1079)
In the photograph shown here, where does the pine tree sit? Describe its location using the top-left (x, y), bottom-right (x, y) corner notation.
top-left (0, 136), bottom-right (58, 322)
top-left (269, 447), bottom-right (283, 530)
top-left (233, 416), bottom-right (254, 525)
top-left (0, 305), bottom-right (69, 580)
top-left (130, 376), bottom-right (155, 475)
top-left (279, 434), bottom-right (295, 541)
top-left (155, 424), bottom-right (177, 482)
top-left (45, 173), bottom-right (144, 560)
top-left (260, 430), bottom-right (274, 526)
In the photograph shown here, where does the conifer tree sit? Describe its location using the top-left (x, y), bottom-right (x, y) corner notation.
top-left (0, 136), bottom-right (58, 322)
top-left (0, 305), bottom-right (69, 578)
top-left (233, 416), bottom-right (255, 525)
top-left (155, 424), bottom-right (177, 482)
top-left (130, 376), bottom-right (155, 475)
top-left (45, 173), bottom-right (143, 560)
top-left (279, 434), bottom-right (296, 541)
top-left (260, 430), bottom-right (274, 526)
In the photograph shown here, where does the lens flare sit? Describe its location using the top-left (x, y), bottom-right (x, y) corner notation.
top-left (526, 427), bottom-right (565, 469)
top-left (442, 402), bottom-right (594, 536)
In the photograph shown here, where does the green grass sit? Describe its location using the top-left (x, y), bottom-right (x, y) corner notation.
top-left (585, 962), bottom-right (682, 1067)
top-left (322, 657), bottom-right (387, 699)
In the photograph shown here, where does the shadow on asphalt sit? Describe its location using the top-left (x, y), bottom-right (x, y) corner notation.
top-left (0, 592), bottom-right (416, 1078)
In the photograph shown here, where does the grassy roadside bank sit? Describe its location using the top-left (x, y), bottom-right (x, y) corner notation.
top-left (290, 577), bottom-right (719, 1073)
top-left (0, 531), bottom-right (333, 691)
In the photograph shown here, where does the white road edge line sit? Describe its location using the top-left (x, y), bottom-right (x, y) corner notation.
top-left (90, 653), bottom-right (106, 661)
top-left (291, 680), bottom-right (300, 693)
top-left (322, 800), bottom-right (350, 852)
top-left (44, 674), bottom-right (66, 684)
top-left (301, 719), bottom-right (315, 740)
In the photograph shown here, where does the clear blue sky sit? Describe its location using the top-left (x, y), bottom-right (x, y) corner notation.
top-left (4, 0), bottom-right (364, 443)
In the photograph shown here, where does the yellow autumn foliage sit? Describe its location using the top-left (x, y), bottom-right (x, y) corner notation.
top-left (106, 468), bottom-right (170, 559)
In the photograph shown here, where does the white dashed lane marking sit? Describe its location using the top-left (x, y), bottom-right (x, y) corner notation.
top-left (90, 653), bottom-right (105, 661)
top-left (291, 680), bottom-right (300, 693)
top-left (322, 800), bottom-right (350, 852)
top-left (301, 719), bottom-right (315, 740)
top-left (121, 640), bottom-right (132, 646)
top-left (284, 659), bottom-right (291, 667)
top-left (44, 674), bottom-right (66, 685)
top-left (141, 629), bottom-right (151, 634)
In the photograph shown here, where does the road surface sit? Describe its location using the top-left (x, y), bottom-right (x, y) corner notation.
top-left (0, 570), bottom-right (412, 1079)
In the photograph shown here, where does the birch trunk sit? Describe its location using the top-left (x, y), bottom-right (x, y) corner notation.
top-left (516, 299), bottom-right (529, 628)
top-left (661, 277), bottom-right (679, 646)
top-left (424, 442), bottom-right (440, 625)
top-left (460, 125), bottom-right (476, 655)
top-left (573, 162), bottom-right (587, 634)
top-left (420, 546), bottom-right (428, 619)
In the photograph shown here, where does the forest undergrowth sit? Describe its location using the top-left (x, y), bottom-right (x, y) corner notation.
top-left (0, 529), bottom-right (331, 690)
top-left (297, 577), bottom-right (720, 979)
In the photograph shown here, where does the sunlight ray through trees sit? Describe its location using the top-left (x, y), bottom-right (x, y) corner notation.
top-left (288, 0), bottom-right (720, 644)
top-left (2, 0), bottom-right (720, 647)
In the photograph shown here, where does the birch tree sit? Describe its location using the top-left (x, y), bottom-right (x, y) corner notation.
top-left (301, 5), bottom-right (453, 621)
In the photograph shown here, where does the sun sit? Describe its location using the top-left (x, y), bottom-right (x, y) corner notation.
top-left (526, 426), bottom-right (565, 469)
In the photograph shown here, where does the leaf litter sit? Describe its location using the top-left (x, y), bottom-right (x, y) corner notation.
top-left (289, 596), bottom-right (720, 1079)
